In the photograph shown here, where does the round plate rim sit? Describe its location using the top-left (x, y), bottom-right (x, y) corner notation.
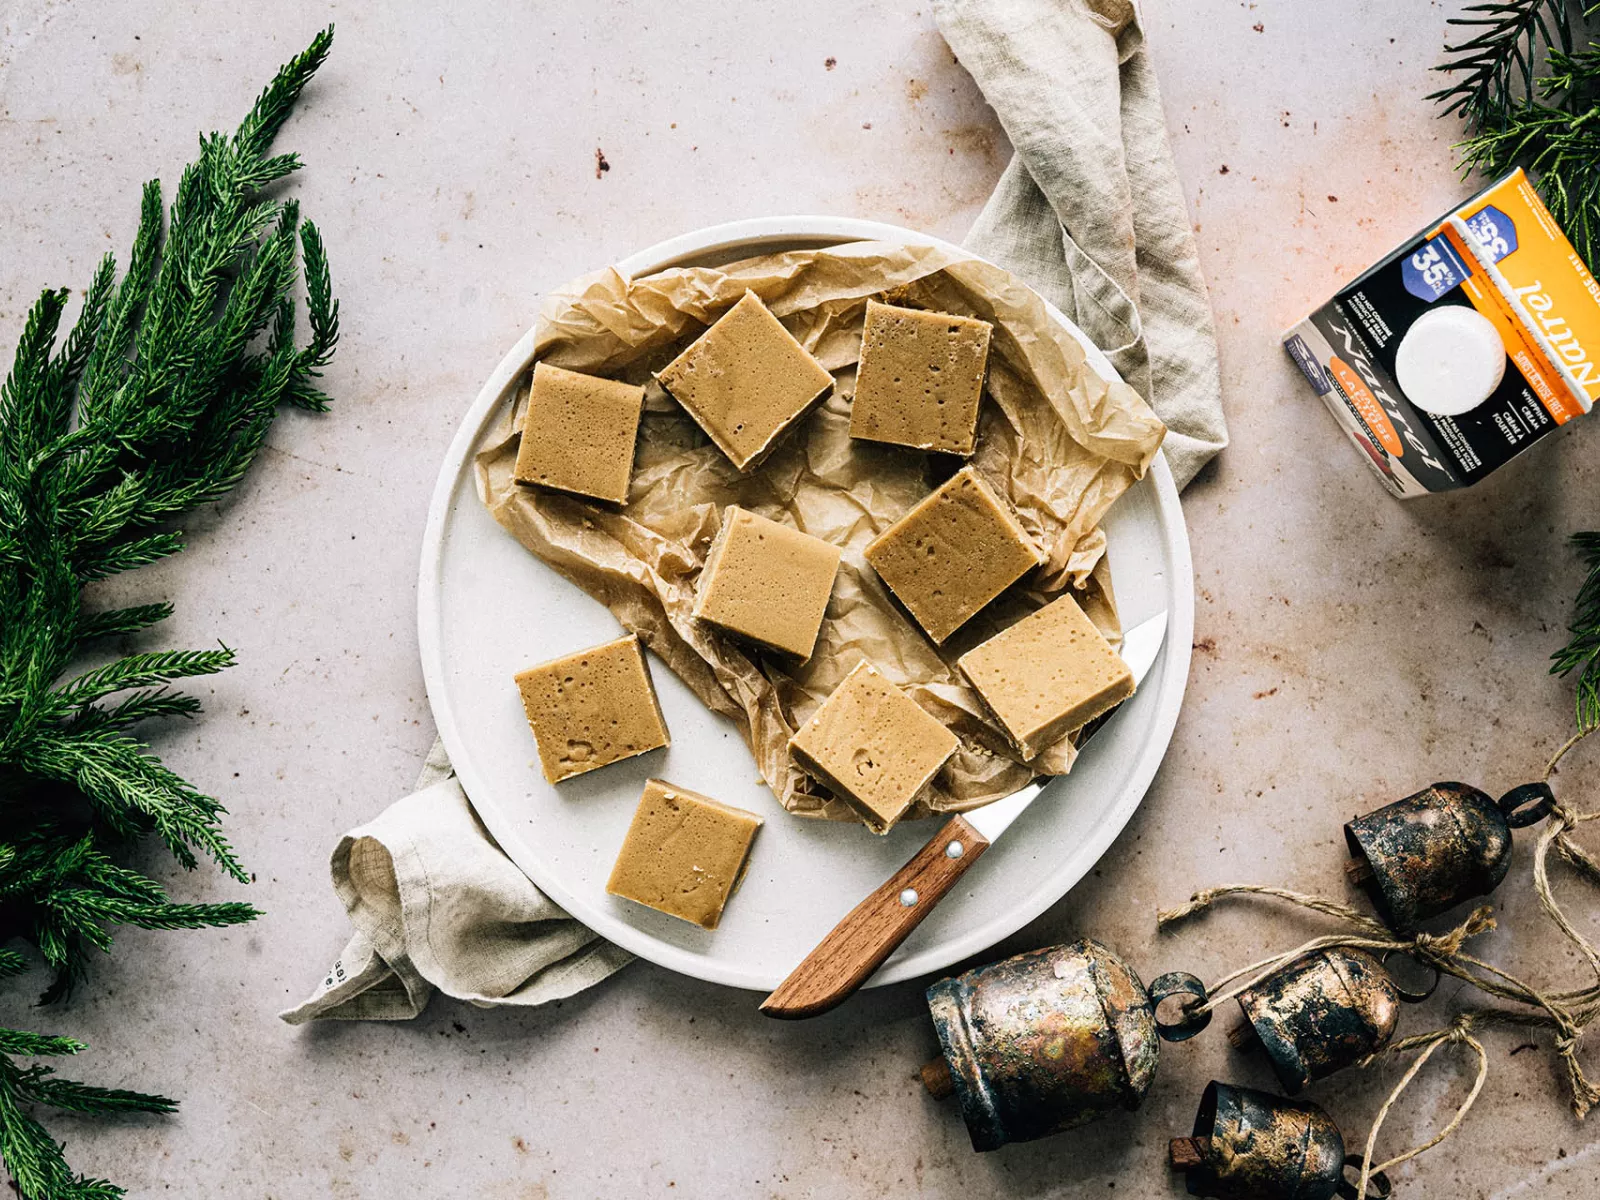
top-left (416, 215), bottom-right (1194, 992)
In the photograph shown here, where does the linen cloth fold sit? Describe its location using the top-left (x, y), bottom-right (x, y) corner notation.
top-left (284, 0), bottom-right (1225, 1023)
top-left (937, 0), bottom-right (1227, 487)
top-left (280, 740), bottom-right (633, 1022)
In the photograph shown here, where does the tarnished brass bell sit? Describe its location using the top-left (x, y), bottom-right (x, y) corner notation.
top-left (1169, 1081), bottom-right (1387, 1200)
top-left (1230, 948), bottom-right (1403, 1094)
top-left (1345, 781), bottom-right (1553, 934)
top-left (922, 939), bottom-right (1207, 1151)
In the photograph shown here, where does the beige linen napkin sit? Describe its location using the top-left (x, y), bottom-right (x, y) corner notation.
top-left (937, 0), bottom-right (1227, 487)
top-left (280, 740), bottom-right (633, 1022)
top-left (285, 0), bottom-right (1225, 1022)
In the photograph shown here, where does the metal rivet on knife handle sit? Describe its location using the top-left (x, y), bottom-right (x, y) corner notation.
top-left (759, 814), bottom-right (992, 1019)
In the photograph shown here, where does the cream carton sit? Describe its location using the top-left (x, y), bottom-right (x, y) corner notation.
top-left (1283, 169), bottom-right (1600, 497)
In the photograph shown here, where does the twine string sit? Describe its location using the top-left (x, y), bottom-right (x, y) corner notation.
top-left (1535, 806), bottom-right (1600, 982)
top-left (1536, 737), bottom-right (1600, 1113)
top-left (1556, 829), bottom-right (1600, 885)
top-left (1353, 1017), bottom-right (1489, 1200)
top-left (1155, 888), bottom-right (1492, 1017)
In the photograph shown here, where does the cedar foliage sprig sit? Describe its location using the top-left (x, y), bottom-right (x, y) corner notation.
top-left (1552, 534), bottom-right (1600, 732)
top-left (1430, 0), bottom-right (1574, 128)
top-left (0, 27), bottom-right (337, 1198)
top-left (1430, 1), bottom-right (1600, 265)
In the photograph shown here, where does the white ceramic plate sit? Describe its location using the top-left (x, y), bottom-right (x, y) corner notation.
top-left (417, 217), bottom-right (1193, 993)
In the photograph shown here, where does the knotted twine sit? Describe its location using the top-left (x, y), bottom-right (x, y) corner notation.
top-left (1157, 738), bottom-right (1600, 1200)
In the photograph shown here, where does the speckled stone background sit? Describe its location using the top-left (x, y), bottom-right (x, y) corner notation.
top-left (2, 1), bottom-right (1598, 1196)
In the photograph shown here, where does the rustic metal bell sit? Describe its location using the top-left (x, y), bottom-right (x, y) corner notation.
top-left (1344, 781), bottom-right (1553, 934)
top-left (1231, 948), bottom-right (1400, 1094)
top-left (922, 939), bottom-right (1207, 1151)
top-left (1169, 1081), bottom-right (1362, 1200)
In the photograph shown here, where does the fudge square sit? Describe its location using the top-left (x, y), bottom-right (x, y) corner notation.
top-left (606, 779), bottom-right (762, 930)
top-left (514, 633), bottom-right (669, 784)
top-left (694, 507), bottom-right (842, 660)
top-left (958, 594), bottom-right (1134, 761)
top-left (864, 466), bottom-right (1044, 644)
top-left (655, 291), bottom-right (835, 471)
top-left (849, 299), bottom-right (992, 455)
top-left (514, 362), bottom-right (645, 505)
top-left (789, 661), bottom-right (959, 834)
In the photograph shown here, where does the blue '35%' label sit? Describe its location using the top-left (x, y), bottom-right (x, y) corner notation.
top-left (1400, 204), bottom-right (1518, 303)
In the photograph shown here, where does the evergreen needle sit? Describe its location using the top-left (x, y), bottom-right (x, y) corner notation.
top-left (0, 26), bottom-right (338, 1198)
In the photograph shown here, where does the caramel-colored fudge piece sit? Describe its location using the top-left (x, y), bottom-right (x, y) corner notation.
top-left (958, 594), bottom-right (1134, 761)
top-left (656, 291), bottom-right (835, 471)
top-left (514, 362), bottom-right (645, 505)
top-left (864, 466), bottom-right (1044, 644)
top-left (694, 507), bottom-right (842, 660)
top-left (849, 300), bottom-right (992, 455)
top-left (514, 634), bottom-right (669, 784)
top-left (789, 661), bottom-right (958, 834)
top-left (606, 779), bottom-right (762, 929)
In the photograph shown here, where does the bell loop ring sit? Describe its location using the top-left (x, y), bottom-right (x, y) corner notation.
top-left (1337, 1155), bottom-right (1392, 1200)
top-left (1380, 949), bottom-right (1441, 1004)
top-left (1148, 971), bottom-right (1212, 1042)
top-left (1497, 781), bottom-right (1555, 829)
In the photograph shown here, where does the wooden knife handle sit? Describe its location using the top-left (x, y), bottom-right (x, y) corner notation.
top-left (759, 814), bottom-right (991, 1019)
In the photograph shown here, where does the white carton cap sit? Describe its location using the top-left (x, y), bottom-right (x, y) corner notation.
top-left (1393, 304), bottom-right (1507, 417)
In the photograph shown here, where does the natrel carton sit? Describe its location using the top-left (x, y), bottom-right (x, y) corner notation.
top-left (1284, 169), bottom-right (1600, 497)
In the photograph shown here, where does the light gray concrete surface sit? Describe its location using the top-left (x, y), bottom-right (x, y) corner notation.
top-left (2, 0), bottom-right (1598, 1195)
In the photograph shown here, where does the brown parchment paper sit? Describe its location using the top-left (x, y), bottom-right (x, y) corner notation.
top-left (475, 241), bottom-right (1166, 824)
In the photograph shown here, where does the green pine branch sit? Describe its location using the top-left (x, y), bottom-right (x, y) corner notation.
top-left (1430, 2), bottom-right (1600, 265)
top-left (0, 1030), bottom-right (174, 1200)
top-left (1552, 533), bottom-right (1600, 731)
top-left (0, 831), bottom-right (259, 989)
top-left (1430, 1), bottom-right (1573, 127)
top-left (0, 26), bottom-right (337, 1199)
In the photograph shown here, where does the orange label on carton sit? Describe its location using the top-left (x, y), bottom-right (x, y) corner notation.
top-left (1432, 172), bottom-right (1600, 423)
top-left (1330, 355), bottom-right (1403, 456)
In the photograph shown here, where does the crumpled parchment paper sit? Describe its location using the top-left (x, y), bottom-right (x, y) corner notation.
top-left (475, 241), bottom-right (1165, 823)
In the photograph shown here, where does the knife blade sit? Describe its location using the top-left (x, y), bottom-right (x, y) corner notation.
top-left (759, 610), bottom-right (1168, 1019)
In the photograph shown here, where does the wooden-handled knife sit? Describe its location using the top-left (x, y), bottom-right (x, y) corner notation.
top-left (759, 610), bottom-right (1169, 1019)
